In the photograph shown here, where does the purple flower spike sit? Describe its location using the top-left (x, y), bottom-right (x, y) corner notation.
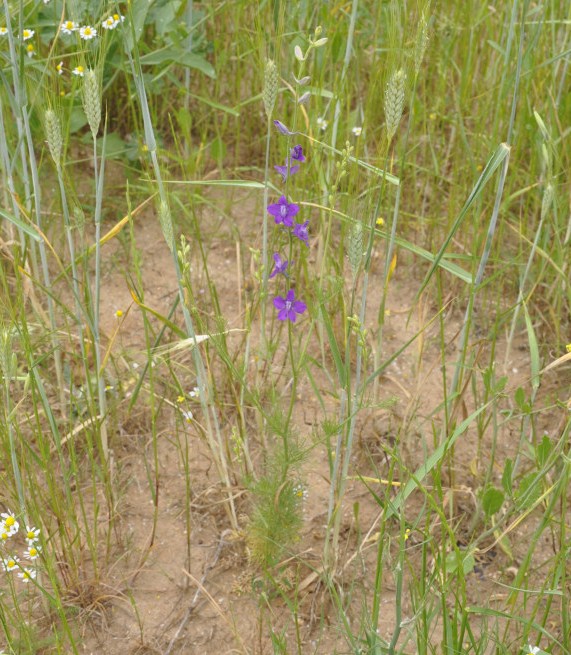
top-left (274, 160), bottom-right (300, 182)
top-left (273, 289), bottom-right (307, 322)
top-left (292, 220), bottom-right (309, 246)
top-left (267, 195), bottom-right (300, 227)
top-left (273, 120), bottom-right (294, 136)
top-left (291, 145), bottom-right (305, 162)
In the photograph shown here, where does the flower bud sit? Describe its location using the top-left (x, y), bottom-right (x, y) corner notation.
top-left (294, 45), bottom-right (305, 61)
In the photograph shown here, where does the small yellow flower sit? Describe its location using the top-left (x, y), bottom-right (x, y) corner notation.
top-left (404, 528), bottom-right (411, 541)
top-left (476, 164), bottom-right (483, 172)
top-left (566, 343), bottom-right (571, 353)
top-left (376, 217), bottom-right (385, 227)
top-left (429, 112), bottom-right (437, 120)
top-left (114, 309), bottom-right (123, 318)
top-left (177, 395), bottom-right (185, 403)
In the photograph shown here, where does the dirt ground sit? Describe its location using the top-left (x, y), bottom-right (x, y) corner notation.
top-left (42, 185), bottom-right (561, 654)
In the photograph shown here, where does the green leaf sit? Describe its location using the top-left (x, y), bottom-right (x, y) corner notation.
top-left (417, 143), bottom-right (510, 296)
top-left (210, 136), bottom-right (226, 161)
top-left (140, 48), bottom-right (216, 77)
top-left (444, 550), bottom-right (475, 576)
top-left (482, 486), bottom-right (504, 516)
top-left (515, 472), bottom-right (542, 511)
top-left (0, 208), bottom-right (42, 241)
top-left (524, 302), bottom-right (540, 391)
top-left (317, 290), bottom-right (347, 389)
top-left (535, 434), bottom-right (553, 468)
top-left (125, 0), bottom-right (152, 51)
top-left (514, 386), bottom-right (530, 413)
top-left (501, 458), bottom-right (513, 496)
top-left (93, 132), bottom-right (127, 159)
top-left (386, 401), bottom-right (492, 519)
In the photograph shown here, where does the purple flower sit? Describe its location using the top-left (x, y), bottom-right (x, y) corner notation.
top-left (292, 220), bottom-right (309, 246)
top-left (274, 159), bottom-right (300, 182)
top-left (290, 145), bottom-right (305, 163)
top-left (273, 120), bottom-right (295, 136)
top-left (267, 195), bottom-right (300, 227)
top-left (273, 289), bottom-right (307, 322)
top-left (269, 253), bottom-right (291, 278)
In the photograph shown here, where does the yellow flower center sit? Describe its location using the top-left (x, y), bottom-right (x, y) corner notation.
top-left (7, 559), bottom-right (15, 567)
top-left (26, 44), bottom-right (34, 52)
top-left (113, 14), bottom-right (120, 20)
top-left (27, 531), bottom-right (35, 539)
top-left (5, 516), bottom-right (14, 527)
top-left (29, 548), bottom-right (37, 557)
top-left (84, 27), bottom-right (92, 35)
top-left (77, 66), bottom-right (84, 73)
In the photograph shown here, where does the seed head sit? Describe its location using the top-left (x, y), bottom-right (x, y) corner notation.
top-left (414, 9), bottom-right (430, 77)
top-left (82, 69), bottom-right (101, 138)
top-left (158, 201), bottom-right (174, 252)
top-left (385, 68), bottom-right (407, 144)
top-left (541, 183), bottom-right (553, 221)
top-left (263, 59), bottom-right (278, 119)
top-left (44, 109), bottom-right (62, 168)
top-left (348, 221), bottom-right (363, 277)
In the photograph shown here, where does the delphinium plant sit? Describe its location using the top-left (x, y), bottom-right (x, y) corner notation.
top-left (246, 31), bottom-right (327, 574)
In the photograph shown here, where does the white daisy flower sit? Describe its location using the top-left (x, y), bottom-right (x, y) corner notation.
top-left (25, 545), bottom-right (41, 561)
top-left (113, 13), bottom-right (126, 24)
top-left (26, 43), bottom-right (35, 57)
top-left (293, 483), bottom-right (308, 501)
top-left (526, 647), bottom-right (541, 655)
top-left (102, 16), bottom-right (117, 30)
top-left (316, 116), bottom-right (328, 131)
top-left (25, 526), bottom-right (40, 544)
top-left (352, 126), bottom-right (362, 136)
top-left (79, 25), bottom-right (96, 40)
top-left (22, 29), bottom-right (35, 41)
top-left (189, 386), bottom-right (201, 398)
top-left (56, 61), bottom-right (64, 75)
top-left (1, 512), bottom-right (19, 536)
top-left (2, 555), bottom-right (19, 572)
top-left (61, 20), bottom-right (78, 35)
top-left (18, 568), bottom-right (36, 583)
top-left (72, 65), bottom-right (85, 77)
top-left (181, 410), bottom-right (193, 423)
top-left (0, 27), bottom-right (8, 36)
